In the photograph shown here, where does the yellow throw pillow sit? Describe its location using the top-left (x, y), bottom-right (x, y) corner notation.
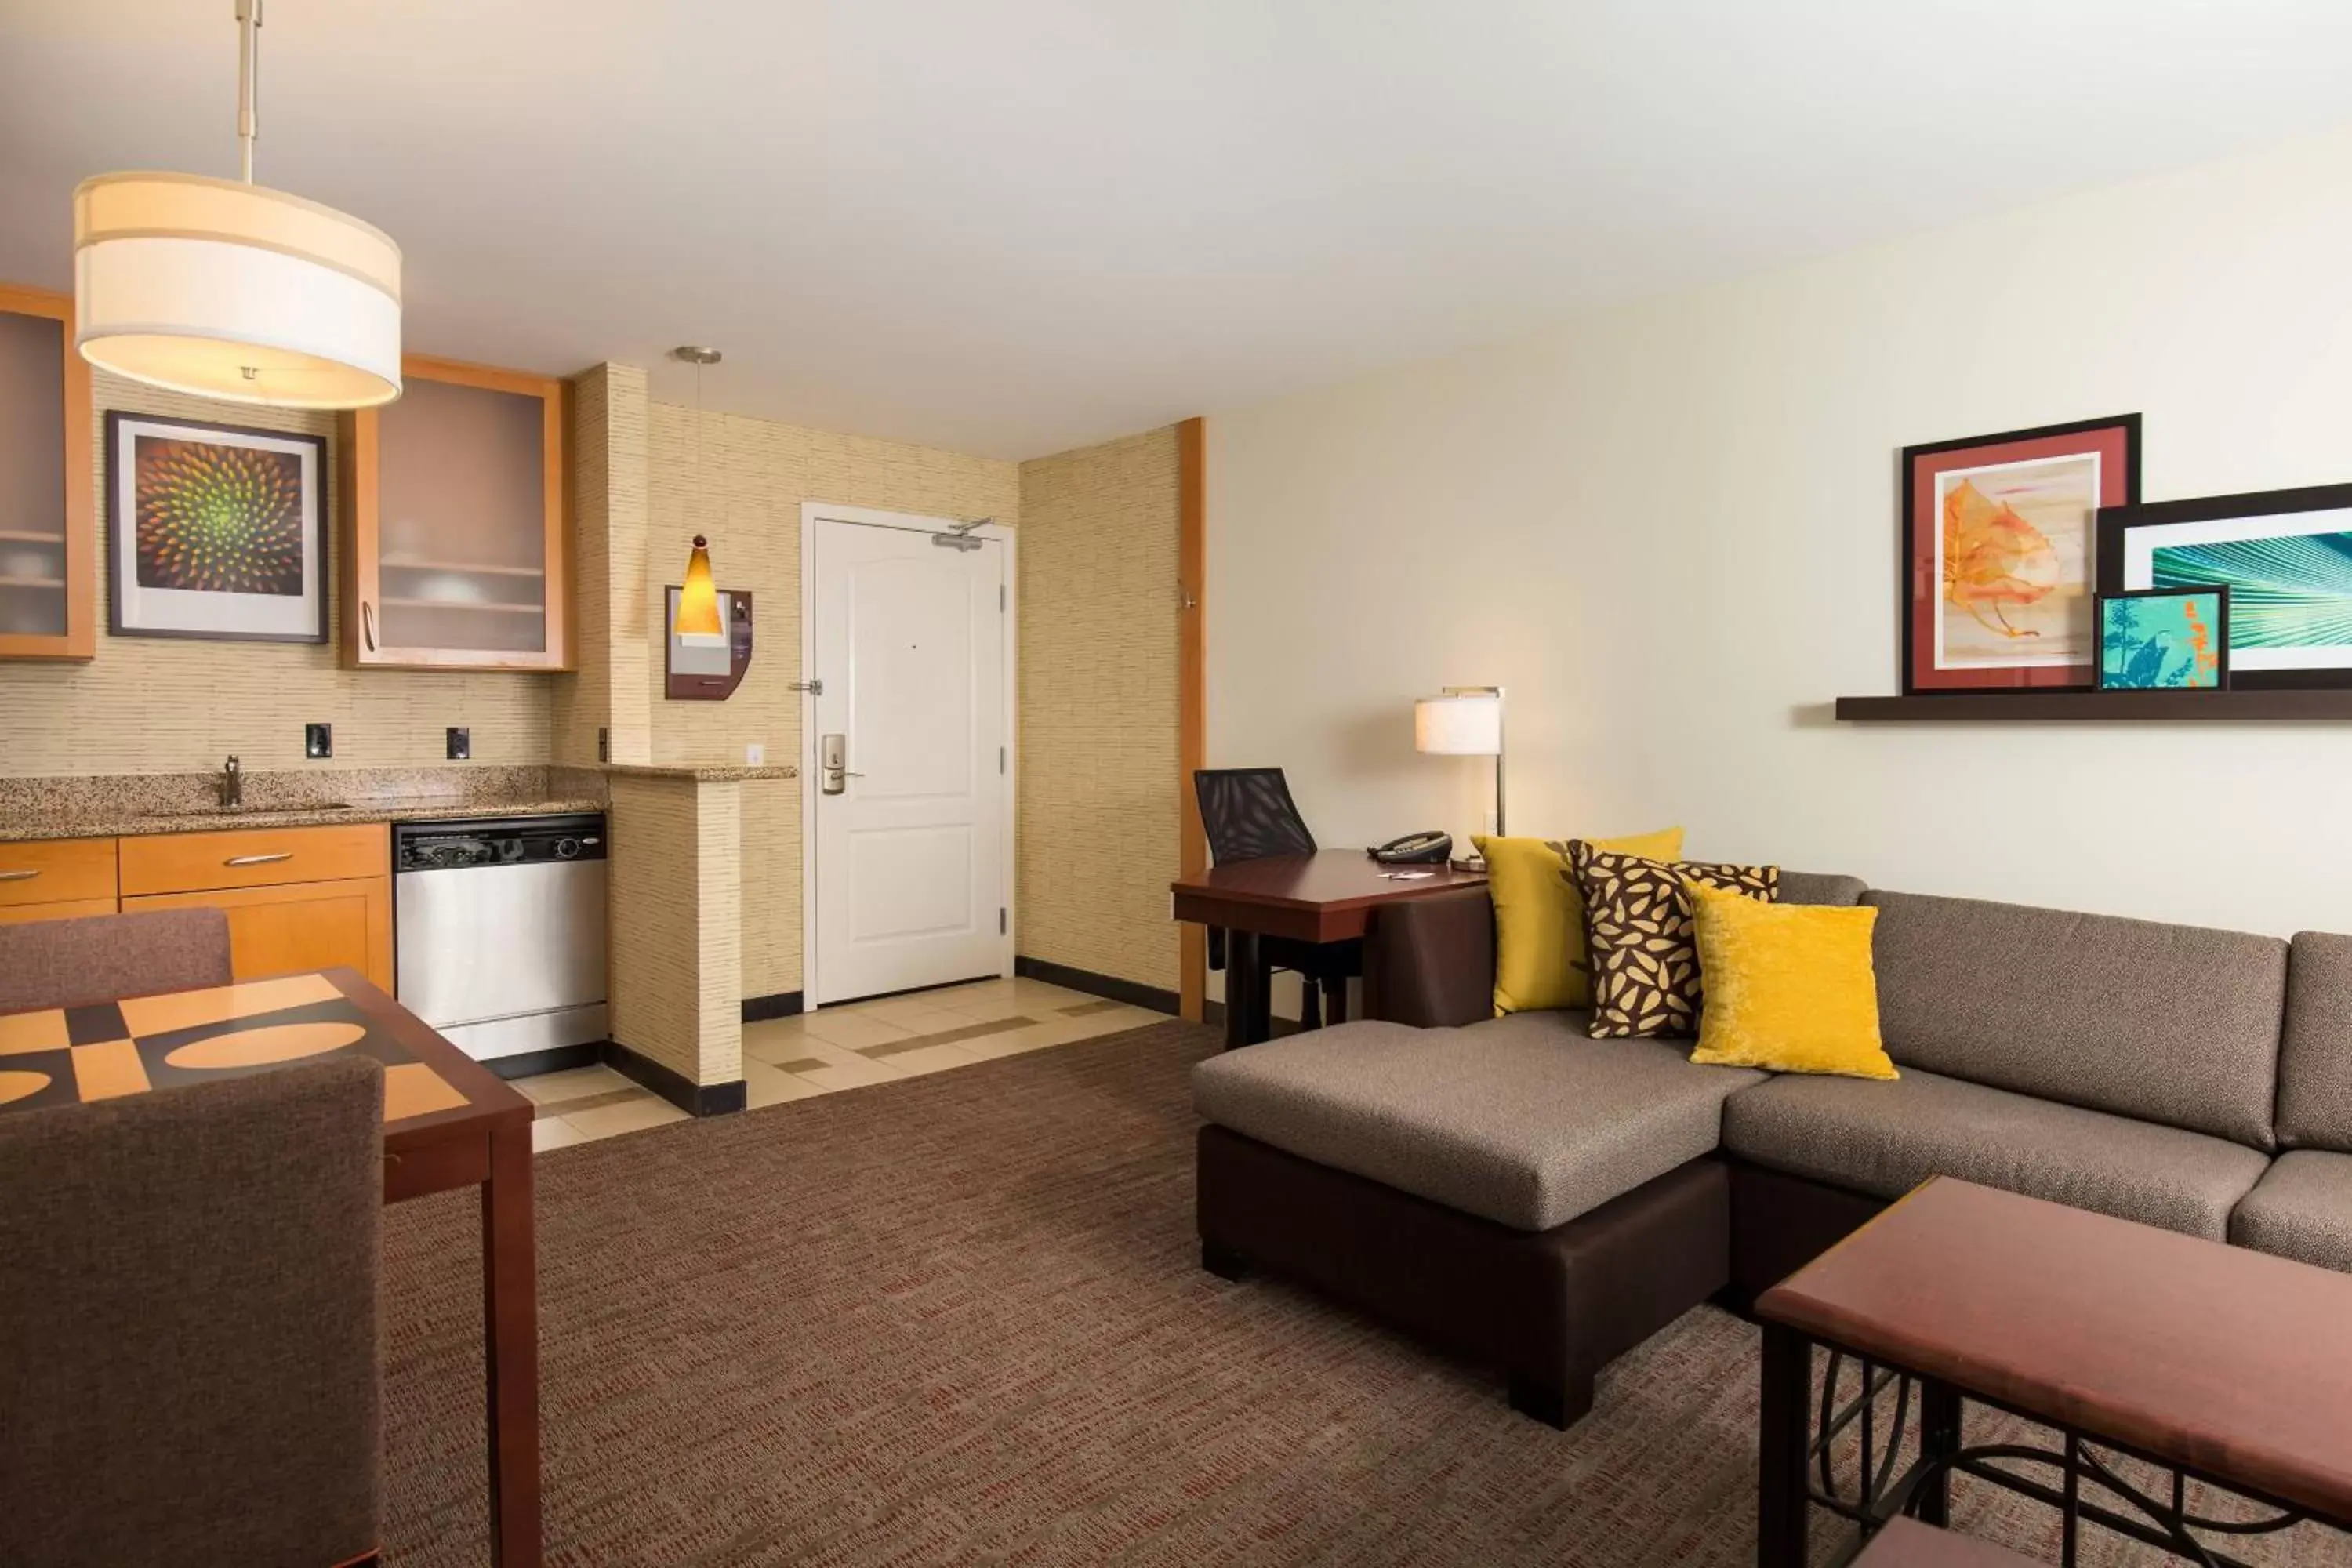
top-left (1474, 827), bottom-right (1683, 1015)
top-left (1686, 880), bottom-right (1896, 1080)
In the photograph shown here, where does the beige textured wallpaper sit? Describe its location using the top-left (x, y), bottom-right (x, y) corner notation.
top-left (0, 369), bottom-right (554, 776)
top-left (550, 363), bottom-right (651, 768)
top-left (644, 401), bottom-right (1020, 1000)
top-left (1014, 427), bottom-right (1181, 993)
top-left (607, 773), bottom-right (742, 1087)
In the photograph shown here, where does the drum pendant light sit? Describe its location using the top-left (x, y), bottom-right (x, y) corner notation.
top-left (72, 0), bottom-right (402, 409)
top-left (671, 347), bottom-right (724, 637)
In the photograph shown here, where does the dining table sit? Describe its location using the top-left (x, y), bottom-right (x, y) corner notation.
top-left (0, 965), bottom-right (541, 1567)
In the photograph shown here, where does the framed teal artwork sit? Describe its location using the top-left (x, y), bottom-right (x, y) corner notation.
top-left (2095, 587), bottom-right (2228, 691)
top-left (2097, 482), bottom-right (2352, 689)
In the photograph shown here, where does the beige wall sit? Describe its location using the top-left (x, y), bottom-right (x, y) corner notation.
top-left (1014, 427), bottom-right (1182, 992)
top-left (643, 401), bottom-right (1020, 1000)
top-left (551, 362), bottom-right (652, 768)
top-left (0, 368), bottom-right (554, 775)
top-left (608, 773), bottom-right (742, 1087)
top-left (1208, 124), bottom-right (2352, 938)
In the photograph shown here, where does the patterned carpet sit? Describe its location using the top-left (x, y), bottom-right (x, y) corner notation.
top-left (383, 1020), bottom-right (2352, 1566)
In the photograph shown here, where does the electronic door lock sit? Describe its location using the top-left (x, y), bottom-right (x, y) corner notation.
top-left (820, 733), bottom-right (863, 795)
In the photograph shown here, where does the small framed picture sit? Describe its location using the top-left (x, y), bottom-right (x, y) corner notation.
top-left (106, 412), bottom-right (329, 644)
top-left (1900, 414), bottom-right (2140, 694)
top-left (2095, 587), bottom-right (2228, 691)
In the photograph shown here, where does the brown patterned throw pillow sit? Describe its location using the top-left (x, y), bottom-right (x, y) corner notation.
top-left (1565, 843), bottom-right (1777, 1039)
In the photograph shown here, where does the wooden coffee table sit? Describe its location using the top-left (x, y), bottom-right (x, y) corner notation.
top-left (1755, 1177), bottom-right (2352, 1567)
top-left (0, 967), bottom-right (540, 1566)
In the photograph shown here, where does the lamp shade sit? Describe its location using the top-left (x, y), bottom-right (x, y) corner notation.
top-left (73, 172), bottom-right (402, 409)
top-left (675, 535), bottom-right (723, 637)
top-left (1414, 693), bottom-right (1502, 756)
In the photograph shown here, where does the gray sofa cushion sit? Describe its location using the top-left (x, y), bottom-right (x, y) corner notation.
top-left (1722, 1067), bottom-right (2268, 1240)
top-left (2278, 932), bottom-right (2352, 1152)
top-left (1864, 890), bottom-right (2285, 1149)
top-left (1779, 871), bottom-right (1867, 908)
top-left (1191, 1011), bottom-right (1761, 1232)
top-left (2230, 1150), bottom-right (2352, 1272)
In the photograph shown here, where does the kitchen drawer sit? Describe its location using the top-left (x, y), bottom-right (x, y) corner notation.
top-left (0, 837), bottom-right (118, 908)
top-left (0, 896), bottom-right (120, 926)
top-left (119, 822), bottom-right (388, 897)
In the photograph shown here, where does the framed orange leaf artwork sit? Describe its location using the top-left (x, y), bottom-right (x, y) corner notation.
top-left (1900, 414), bottom-right (2140, 693)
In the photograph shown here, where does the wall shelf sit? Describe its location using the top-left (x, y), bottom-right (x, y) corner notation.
top-left (1836, 690), bottom-right (2352, 723)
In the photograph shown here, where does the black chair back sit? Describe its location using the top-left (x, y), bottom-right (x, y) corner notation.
top-left (1194, 768), bottom-right (1317, 865)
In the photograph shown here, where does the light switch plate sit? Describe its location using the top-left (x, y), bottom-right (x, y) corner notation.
top-left (745, 742), bottom-right (766, 767)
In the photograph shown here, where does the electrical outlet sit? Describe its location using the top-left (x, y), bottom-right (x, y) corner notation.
top-left (446, 727), bottom-right (470, 760)
top-left (745, 742), bottom-right (765, 767)
top-left (597, 727), bottom-right (609, 762)
top-left (304, 722), bottom-right (332, 759)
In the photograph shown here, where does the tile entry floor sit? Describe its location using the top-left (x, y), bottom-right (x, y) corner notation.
top-left (515, 977), bottom-right (1171, 1152)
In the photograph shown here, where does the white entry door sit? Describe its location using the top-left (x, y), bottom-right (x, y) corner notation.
top-left (806, 506), bottom-right (1011, 1005)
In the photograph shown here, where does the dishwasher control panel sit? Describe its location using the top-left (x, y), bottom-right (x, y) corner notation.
top-left (394, 813), bottom-right (608, 872)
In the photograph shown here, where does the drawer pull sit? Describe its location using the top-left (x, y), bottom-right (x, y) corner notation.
top-left (224, 851), bottom-right (295, 867)
top-left (0, 869), bottom-right (39, 883)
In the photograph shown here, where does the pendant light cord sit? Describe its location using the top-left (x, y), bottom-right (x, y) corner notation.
top-left (235, 0), bottom-right (262, 183)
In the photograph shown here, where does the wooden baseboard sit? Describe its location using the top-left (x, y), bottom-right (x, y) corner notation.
top-left (604, 1039), bottom-right (746, 1116)
top-left (1015, 955), bottom-right (1179, 1016)
top-left (742, 989), bottom-right (804, 1022)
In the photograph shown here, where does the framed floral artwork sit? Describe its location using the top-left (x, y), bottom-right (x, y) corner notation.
top-left (1900, 414), bottom-right (2140, 694)
top-left (105, 412), bottom-right (329, 643)
top-left (2097, 481), bottom-right (2352, 690)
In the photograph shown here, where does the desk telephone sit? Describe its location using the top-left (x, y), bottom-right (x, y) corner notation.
top-left (1368, 830), bottom-right (1453, 866)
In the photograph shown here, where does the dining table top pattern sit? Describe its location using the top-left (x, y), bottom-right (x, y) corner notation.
top-left (0, 972), bottom-right (470, 1124)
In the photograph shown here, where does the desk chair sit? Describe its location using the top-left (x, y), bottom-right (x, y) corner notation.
top-left (0, 1054), bottom-right (384, 1568)
top-left (1193, 768), bottom-right (1360, 1030)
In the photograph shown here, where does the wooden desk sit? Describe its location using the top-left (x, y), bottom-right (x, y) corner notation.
top-left (1171, 850), bottom-right (1488, 1047)
top-left (0, 967), bottom-right (541, 1567)
top-left (1755, 1177), bottom-right (2352, 1567)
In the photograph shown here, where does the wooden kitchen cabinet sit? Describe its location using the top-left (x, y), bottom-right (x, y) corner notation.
top-left (123, 877), bottom-right (392, 991)
top-left (0, 284), bottom-right (95, 661)
top-left (117, 822), bottom-right (393, 989)
top-left (339, 354), bottom-right (569, 671)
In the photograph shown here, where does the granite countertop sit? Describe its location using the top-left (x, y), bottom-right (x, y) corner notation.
top-left (601, 763), bottom-right (800, 782)
top-left (0, 764), bottom-right (614, 845)
top-left (0, 796), bottom-right (610, 844)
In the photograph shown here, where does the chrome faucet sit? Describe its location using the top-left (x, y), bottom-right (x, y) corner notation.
top-left (220, 754), bottom-right (242, 809)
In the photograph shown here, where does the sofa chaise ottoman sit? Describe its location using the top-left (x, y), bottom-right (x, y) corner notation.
top-left (1192, 870), bottom-right (2350, 1428)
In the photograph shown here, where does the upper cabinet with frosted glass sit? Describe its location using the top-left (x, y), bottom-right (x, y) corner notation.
top-left (339, 354), bottom-right (569, 670)
top-left (0, 285), bottom-right (95, 660)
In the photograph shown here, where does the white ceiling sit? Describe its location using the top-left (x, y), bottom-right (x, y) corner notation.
top-left (5, 2), bottom-right (2352, 459)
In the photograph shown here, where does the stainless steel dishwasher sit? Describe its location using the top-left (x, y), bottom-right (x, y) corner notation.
top-left (394, 813), bottom-right (608, 1063)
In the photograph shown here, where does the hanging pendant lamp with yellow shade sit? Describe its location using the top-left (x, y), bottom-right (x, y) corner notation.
top-left (671, 346), bottom-right (725, 637)
top-left (73, 0), bottom-right (402, 409)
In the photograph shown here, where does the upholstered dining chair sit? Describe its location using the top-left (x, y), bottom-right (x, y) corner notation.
top-left (1192, 768), bottom-right (1360, 1030)
top-left (0, 1054), bottom-right (384, 1568)
top-left (0, 906), bottom-right (233, 1014)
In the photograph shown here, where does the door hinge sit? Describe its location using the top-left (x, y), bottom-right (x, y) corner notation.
top-left (998, 746), bottom-right (1006, 775)
top-left (999, 584), bottom-right (1007, 612)
top-left (789, 678), bottom-right (824, 695)
top-left (999, 908), bottom-right (1007, 935)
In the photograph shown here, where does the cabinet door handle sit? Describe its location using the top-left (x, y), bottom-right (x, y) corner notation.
top-left (225, 851), bottom-right (293, 867)
top-left (361, 600), bottom-right (377, 652)
top-left (0, 869), bottom-right (39, 883)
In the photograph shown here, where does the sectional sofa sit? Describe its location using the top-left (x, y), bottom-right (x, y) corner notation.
top-left (1192, 874), bottom-right (2352, 1427)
